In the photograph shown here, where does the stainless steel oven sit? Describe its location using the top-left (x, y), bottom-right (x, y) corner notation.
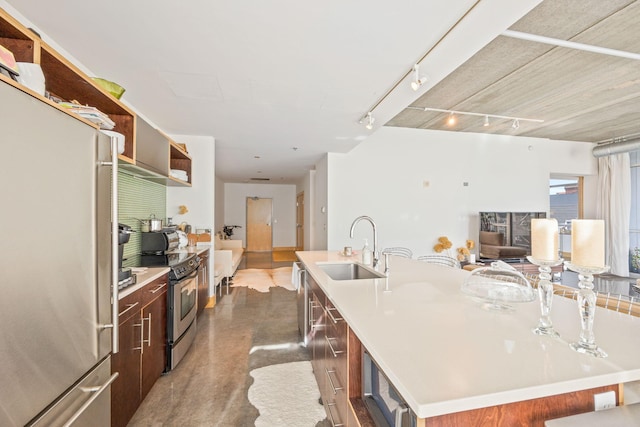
top-left (163, 254), bottom-right (200, 371)
top-left (363, 351), bottom-right (417, 427)
top-left (172, 269), bottom-right (198, 339)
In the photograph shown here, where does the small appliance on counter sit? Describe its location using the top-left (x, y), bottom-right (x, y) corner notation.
top-left (118, 223), bottom-right (136, 289)
top-left (141, 228), bottom-right (179, 254)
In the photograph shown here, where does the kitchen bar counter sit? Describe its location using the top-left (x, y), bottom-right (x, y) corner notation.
top-left (296, 251), bottom-right (640, 419)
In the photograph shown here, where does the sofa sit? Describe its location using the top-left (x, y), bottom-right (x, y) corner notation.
top-left (213, 236), bottom-right (244, 293)
top-left (479, 230), bottom-right (527, 259)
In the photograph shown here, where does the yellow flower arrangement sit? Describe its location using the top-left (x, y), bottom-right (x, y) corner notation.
top-left (434, 237), bottom-right (475, 261)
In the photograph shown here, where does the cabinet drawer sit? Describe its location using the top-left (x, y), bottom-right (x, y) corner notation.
top-left (325, 373), bottom-right (348, 427)
top-left (325, 328), bottom-right (347, 397)
top-left (324, 301), bottom-right (348, 427)
top-left (325, 303), bottom-right (348, 383)
top-left (118, 291), bottom-right (141, 323)
top-left (140, 275), bottom-right (168, 307)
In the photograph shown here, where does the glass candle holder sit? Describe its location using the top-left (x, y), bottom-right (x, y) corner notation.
top-left (526, 256), bottom-right (563, 338)
top-left (564, 262), bottom-right (610, 358)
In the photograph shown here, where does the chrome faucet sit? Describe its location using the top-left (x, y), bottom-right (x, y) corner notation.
top-left (349, 215), bottom-right (379, 268)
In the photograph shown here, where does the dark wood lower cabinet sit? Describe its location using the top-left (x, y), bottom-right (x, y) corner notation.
top-left (310, 291), bottom-right (326, 396)
top-left (141, 289), bottom-right (168, 400)
top-left (197, 249), bottom-right (210, 316)
top-left (324, 299), bottom-right (347, 427)
top-left (112, 275), bottom-right (168, 427)
top-left (110, 302), bottom-right (142, 427)
top-left (307, 283), bottom-right (348, 427)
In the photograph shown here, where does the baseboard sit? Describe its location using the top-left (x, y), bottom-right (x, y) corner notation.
top-left (273, 246), bottom-right (296, 252)
top-left (205, 296), bottom-right (216, 308)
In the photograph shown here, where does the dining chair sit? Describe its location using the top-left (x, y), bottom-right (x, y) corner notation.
top-left (382, 247), bottom-right (413, 259)
top-left (416, 254), bottom-right (461, 269)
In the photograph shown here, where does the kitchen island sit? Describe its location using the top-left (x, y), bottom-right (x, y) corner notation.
top-left (297, 251), bottom-right (640, 426)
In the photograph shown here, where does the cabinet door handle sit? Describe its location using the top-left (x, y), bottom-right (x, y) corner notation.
top-left (150, 283), bottom-right (167, 294)
top-left (326, 306), bottom-right (343, 324)
top-left (309, 300), bottom-right (315, 329)
top-left (326, 401), bottom-right (344, 427)
top-left (133, 320), bottom-right (144, 353)
top-left (325, 368), bottom-right (343, 394)
top-left (119, 302), bottom-right (139, 317)
top-left (144, 312), bottom-right (152, 348)
top-left (325, 335), bottom-right (343, 358)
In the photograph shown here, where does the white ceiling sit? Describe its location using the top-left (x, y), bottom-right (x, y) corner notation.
top-left (4, 0), bottom-right (545, 184)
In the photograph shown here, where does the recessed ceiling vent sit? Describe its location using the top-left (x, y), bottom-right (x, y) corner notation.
top-left (250, 177), bottom-right (271, 181)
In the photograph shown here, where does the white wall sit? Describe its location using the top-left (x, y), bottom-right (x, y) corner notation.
top-left (224, 183), bottom-right (297, 247)
top-left (295, 170), bottom-right (315, 251)
top-left (166, 135), bottom-right (216, 296)
top-left (313, 156), bottom-right (329, 250)
top-left (215, 176), bottom-right (225, 235)
top-left (324, 127), bottom-right (597, 256)
top-left (166, 135), bottom-right (215, 231)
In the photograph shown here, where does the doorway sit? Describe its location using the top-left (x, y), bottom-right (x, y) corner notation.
top-left (246, 197), bottom-right (273, 252)
top-left (296, 192), bottom-right (304, 251)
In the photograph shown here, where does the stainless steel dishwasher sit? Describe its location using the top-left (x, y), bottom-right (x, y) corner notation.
top-left (295, 262), bottom-right (309, 346)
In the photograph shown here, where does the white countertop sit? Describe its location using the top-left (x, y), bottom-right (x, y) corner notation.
top-left (119, 246), bottom-right (209, 299)
top-left (297, 251), bottom-right (640, 419)
top-left (119, 267), bottom-right (170, 299)
top-left (168, 245), bottom-right (211, 256)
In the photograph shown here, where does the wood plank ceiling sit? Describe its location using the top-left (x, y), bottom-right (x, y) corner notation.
top-left (387, 0), bottom-right (640, 143)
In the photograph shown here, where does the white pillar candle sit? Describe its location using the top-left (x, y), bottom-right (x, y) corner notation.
top-left (571, 219), bottom-right (605, 268)
top-left (531, 218), bottom-right (559, 261)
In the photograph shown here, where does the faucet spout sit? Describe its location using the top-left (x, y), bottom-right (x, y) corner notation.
top-left (349, 215), bottom-right (379, 268)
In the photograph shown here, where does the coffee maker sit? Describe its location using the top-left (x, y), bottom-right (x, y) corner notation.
top-left (118, 223), bottom-right (136, 289)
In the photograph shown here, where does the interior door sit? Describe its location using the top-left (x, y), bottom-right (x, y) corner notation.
top-left (296, 192), bottom-right (304, 251)
top-left (247, 197), bottom-right (273, 251)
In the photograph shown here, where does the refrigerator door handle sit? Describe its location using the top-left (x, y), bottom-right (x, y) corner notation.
top-left (102, 135), bottom-right (120, 353)
top-left (62, 372), bottom-right (119, 427)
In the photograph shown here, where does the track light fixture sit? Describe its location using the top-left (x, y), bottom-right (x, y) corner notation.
top-left (407, 107), bottom-right (543, 128)
top-left (360, 111), bottom-right (375, 130)
top-left (410, 64), bottom-right (428, 91)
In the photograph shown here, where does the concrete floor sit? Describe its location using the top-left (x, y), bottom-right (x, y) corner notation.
top-left (128, 252), bottom-right (328, 426)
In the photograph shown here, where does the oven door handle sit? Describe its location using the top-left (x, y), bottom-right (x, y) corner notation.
top-left (179, 269), bottom-right (199, 282)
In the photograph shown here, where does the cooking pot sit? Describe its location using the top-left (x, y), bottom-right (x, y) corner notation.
top-left (140, 214), bottom-right (163, 232)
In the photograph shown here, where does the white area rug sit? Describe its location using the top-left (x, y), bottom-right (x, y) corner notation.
top-left (248, 361), bottom-right (326, 427)
top-left (231, 267), bottom-right (295, 292)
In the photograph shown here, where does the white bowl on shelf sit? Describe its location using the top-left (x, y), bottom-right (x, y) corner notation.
top-left (16, 62), bottom-right (45, 96)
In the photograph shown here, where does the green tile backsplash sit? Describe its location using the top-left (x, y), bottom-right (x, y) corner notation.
top-left (118, 170), bottom-right (166, 267)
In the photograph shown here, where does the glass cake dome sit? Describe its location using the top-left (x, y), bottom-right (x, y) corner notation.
top-left (461, 260), bottom-right (535, 311)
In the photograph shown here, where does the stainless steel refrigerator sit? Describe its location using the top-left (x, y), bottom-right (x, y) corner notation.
top-left (0, 81), bottom-right (119, 425)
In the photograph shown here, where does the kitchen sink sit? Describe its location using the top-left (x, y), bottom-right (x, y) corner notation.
top-left (318, 263), bottom-right (386, 280)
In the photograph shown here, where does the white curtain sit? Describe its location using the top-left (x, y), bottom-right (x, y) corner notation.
top-left (596, 153), bottom-right (631, 276)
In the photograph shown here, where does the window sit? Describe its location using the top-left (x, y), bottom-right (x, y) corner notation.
top-left (550, 177), bottom-right (581, 259)
top-left (629, 152), bottom-right (640, 275)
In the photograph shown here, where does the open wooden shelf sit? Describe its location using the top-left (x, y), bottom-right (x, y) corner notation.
top-left (168, 141), bottom-right (192, 186)
top-left (0, 6), bottom-right (193, 184)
